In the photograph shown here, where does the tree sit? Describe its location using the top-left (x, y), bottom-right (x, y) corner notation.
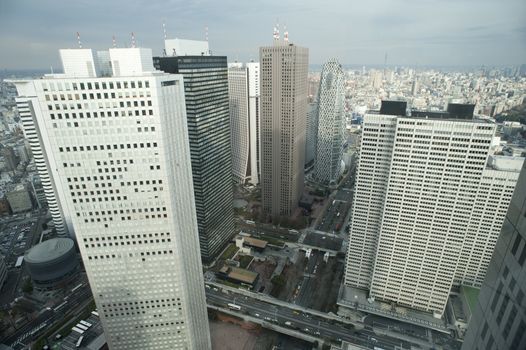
top-left (22, 280), bottom-right (33, 294)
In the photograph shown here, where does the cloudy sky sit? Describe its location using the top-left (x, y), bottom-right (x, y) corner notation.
top-left (1, 0), bottom-right (525, 69)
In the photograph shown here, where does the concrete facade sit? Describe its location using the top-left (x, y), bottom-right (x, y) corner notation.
top-left (260, 40), bottom-right (308, 217)
top-left (11, 47), bottom-right (211, 350)
top-left (345, 104), bottom-right (521, 316)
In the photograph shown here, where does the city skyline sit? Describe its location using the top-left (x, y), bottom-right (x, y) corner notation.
top-left (1, 0), bottom-right (526, 70)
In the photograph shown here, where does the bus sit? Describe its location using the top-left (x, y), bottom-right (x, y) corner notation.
top-left (76, 324), bottom-right (88, 331)
top-left (227, 303), bottom-right (241, 311)
top-left (79, 320), bottom-right (92, 328)
top-left (76, 336), bottom-right (84, 348)
top-left (71, 327), bottom-right (85, 335)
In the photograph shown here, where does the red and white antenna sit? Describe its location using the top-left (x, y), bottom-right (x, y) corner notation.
top-left (205, 25), bottom-right (209, 42)
top-left (112, 35), bottom-right (116, 48)
top-left (284, 25), bottom-right (289, 42)
top-left (131, 32), bottom-right (136, 48)
top-left (162, 21), bottom-right (167, 40)
top-left (76, 32), bottom-right (82, 49)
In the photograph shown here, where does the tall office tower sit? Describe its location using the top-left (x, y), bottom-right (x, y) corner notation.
top-left (313, 59), bottom-right (346, 186)
top-left (260, 35), bottom-right (308, 217)
top-left (228, 62), bottom-right (261, 185)
top-left (304, 101), bottom-right (319, 169)
top-left (345, 101), bottom-right (522, 317)
top-left (11, 47), bottom-right (211, 350)
top-left (16, 93), bottom-right (70, 236)
top-left (462, 161), bottom-right (526, 350)
top-left (154, 39), bottom-right (234, 262)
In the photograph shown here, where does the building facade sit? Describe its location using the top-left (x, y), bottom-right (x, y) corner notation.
top-left (305, 101), bottom-right (319, 169)
top-left (11, 47), bottom-right (211, 350)
top-left (15, 95), bottom-right (69, 235)
top-left (228, 62), bottom-right (260, 185)
top-left (260, 39), bottom-right (308, 217)
top-left (313, 59), bottom-right (346, 186)
top-left (462, 161), bottom-right (526, 350)
top-left (6, 185), bottom-right (33, 213)
top-left (345, 102), bottom-right (521, 316)
top-left (154, 40), bottom-right (234, 262)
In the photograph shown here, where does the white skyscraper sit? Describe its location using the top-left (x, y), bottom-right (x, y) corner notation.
top-left (11, 47), bottom-right (211, 350)
top-left (228, 62), bottom-right (260, 185)
top-left (345, 102), bottom-right (522, 317)
top-left (17, 99), bottom-right (70, 235)
top-left (313, 59), bottom-right (346, 186)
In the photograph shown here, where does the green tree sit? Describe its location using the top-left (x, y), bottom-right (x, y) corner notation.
top-left (22, 280), bottom-right (33, 293)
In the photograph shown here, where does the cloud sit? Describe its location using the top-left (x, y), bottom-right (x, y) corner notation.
top-left (0, 0), bottom-right (525, 68)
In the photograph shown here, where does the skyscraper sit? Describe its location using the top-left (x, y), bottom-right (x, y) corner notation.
top-left (304, 101), bottom-right (319, 169)
top-left (313, 59), bottom-right (346, 186)
top-left (260, 33), bottom-right (308, 217)
top-left (345, 101), bottom-right (522, 317)
top-left (16, 98), bottom-right (69, 235)
top-left (154, 39), bottom-right (235, 262)
top-left (228, 61), bottom-right (260, 185)
top-left (11, 47), bottom-right (211, 349)
top-left (462, 161), bottom-right (526, 350)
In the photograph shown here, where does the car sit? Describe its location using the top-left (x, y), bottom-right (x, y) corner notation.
top-left (255, 313), bottom-right (260, 317)
top-left (55, 334), bottom-right (62, 340)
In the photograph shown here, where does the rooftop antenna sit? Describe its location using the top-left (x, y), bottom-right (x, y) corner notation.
top-left (162, 20), bottom-right (167, 40)
top-left (276, 20), bottom-right (280, 40)
top-left (273, 25), bottom-right (278, 40)
top-left (205, 25), bottom-right (209, 42)
top-left (112, 35), bottom-right (116, 48)
top-left (50, 66), bottom-right (54, 74)
top-left (76, 32), bottom-right (82, 49)
top-left (131, 32), bottom-right (136, 48)
top-left (284, 25), bottom-right (289, 42)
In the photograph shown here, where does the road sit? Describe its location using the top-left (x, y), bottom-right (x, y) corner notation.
top-left (1, 281), bottom-right (93, 349)
top-left (206, 287), bottom-right (412, 350)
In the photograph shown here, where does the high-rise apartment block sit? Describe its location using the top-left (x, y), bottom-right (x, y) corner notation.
top-left (462, 161), bottom-right (526, 350)
top-left (11, 47), bottom-right (211, 349)
top-left (17, 97), bottom-right (69, 235)
top-left (228, 62), bottom-right (261, 185)
top-left (345, 101), bottom-right (522, 316)
top-left (260, 37), bottom-right (308, 217)
top-left (313, 59), bottom-right (346, 186)
top-left (154, 39), bottom-right (234, 262)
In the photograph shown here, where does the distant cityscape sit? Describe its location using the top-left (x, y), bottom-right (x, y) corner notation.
top-left (0, 18), bottom-right (525, 350)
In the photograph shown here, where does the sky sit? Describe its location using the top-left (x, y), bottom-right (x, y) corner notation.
top-left (0, 0), bottom-right (525, 70)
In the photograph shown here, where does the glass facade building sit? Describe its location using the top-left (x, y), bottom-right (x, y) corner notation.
top-left (462, 161), bottom-right (526, 350)
top-left (154, 55), bottom-right (235, 262)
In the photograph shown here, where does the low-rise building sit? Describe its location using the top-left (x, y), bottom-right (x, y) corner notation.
top-left (6, 185), bottom-right (32, 213)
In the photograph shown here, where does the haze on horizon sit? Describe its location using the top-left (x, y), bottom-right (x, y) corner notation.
top-left (0, 0), bottom-right (525, 70)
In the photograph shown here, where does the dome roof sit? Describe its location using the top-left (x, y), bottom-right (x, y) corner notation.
top-left (25, 238), bottom-right (75, 264)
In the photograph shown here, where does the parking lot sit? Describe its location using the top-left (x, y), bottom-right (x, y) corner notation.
top-left (0, 218), bottom-right (38, 267)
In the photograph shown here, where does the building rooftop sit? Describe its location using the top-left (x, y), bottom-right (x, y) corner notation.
top-left (24, 237), bottom-right (74, 264)
top-left (243, 236), bottom-right (268, 249)
top-left (228, 267), bottom-right (258, 284)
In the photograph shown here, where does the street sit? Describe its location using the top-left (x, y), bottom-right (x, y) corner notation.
top-left (206, 286), bottom-right (413, 350)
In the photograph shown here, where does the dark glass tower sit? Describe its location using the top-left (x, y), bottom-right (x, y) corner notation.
top-left (154, 55), bottom-right (235, 262)
top-left (462, 161), bottom-right (526, 350)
